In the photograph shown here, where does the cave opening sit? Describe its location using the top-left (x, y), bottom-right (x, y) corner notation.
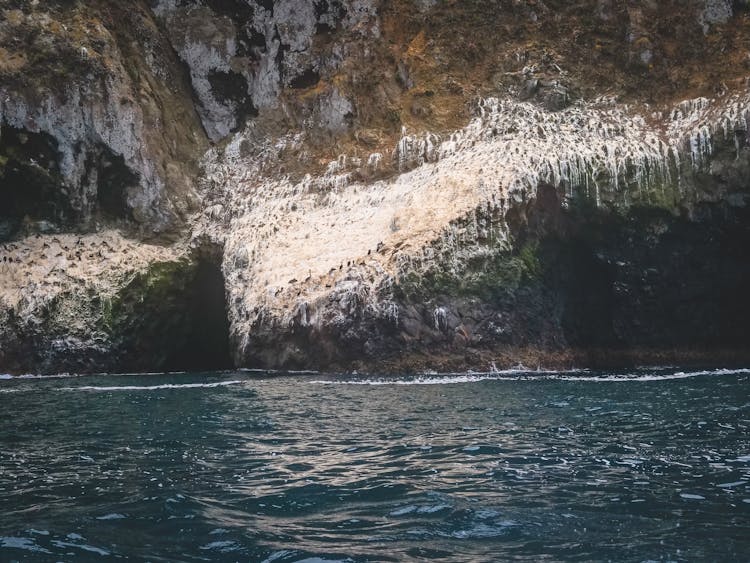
top-left (207, 70), bottom-right (259, 126)
top-left (0, 125), bottom-right (69, 240)
top-left (165, 256), bottom-right (233, 372)
top-left (290, 67), bottom-right (321, 89)
top-left (95, 146), bottom-right (138, 222)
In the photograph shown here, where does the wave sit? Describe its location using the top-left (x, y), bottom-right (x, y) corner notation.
top-left (312, 374), bottom-right (520, 386)
top-left (237, 368), bottom-right (320, 375)
top-left (0, 373), bottom-right (86, 380)
top-left (62, 380), bottom-right (246, 392)
top-left (310, 368), bottom-right (750, 386)
top-left (559, 368), bottom-right (750, 382)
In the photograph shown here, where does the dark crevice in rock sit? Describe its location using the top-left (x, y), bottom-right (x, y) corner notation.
top-left (0, 118), bottom-right (145, 242)
top-left (165, 253), bottom-right (233, 371)
top-left (104, 248), bottom-right (233, 373)
top-left (313, 0), bottom-right (338, 34)
top-left (290, 67), bottom-right (320, 89)
top-left (256, 0), bottom-right (274, 15)
top-left (204, 0), bottom-right (254, 23)
top-left (244, 28), bottom-right (268, 57)
top-left (0, 125), bottom-right (69, 241)
top-left (315, 21), bottom-right (335, 35)
top-left (207, 69), bottom-right (259, 124)
top-left (273, 26), bottom-right (289, 81)
top-left (91, 146), bottom-right (138, 223)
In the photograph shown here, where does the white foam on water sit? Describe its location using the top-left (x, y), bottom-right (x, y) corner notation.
top-left (680, 493), bottom-right (706, 500)
top-left (238, 368), bottom-right (319, 375)
top-left (0, 537), bottom-right (52, 554)
top-left (0, 373), bottom-right (85, 381)
top-left (310, 368), bottom-right (750, 386)
top-left (95, 513), bottom-right (126, 520)
top-left (390, 505), bottom-right (417, 516)
top-left (561, 368), bottom-right (750, 382)
top-left (62, 380), bottom-right (245, 392)
top-left (311, 374), bottom-right (517, 385)
top-left (717, 481), bottom-right (746, 488)
top-left (311, 368), bottom-right (587, 385)
top-left (90, 370), bottom-right (189, 377)
top-left (199, 541), bottom-right (237, 551)
top-left (50, 540), bottom-right (110, 556)
top-left (17, 373), bottom-right (81, 379)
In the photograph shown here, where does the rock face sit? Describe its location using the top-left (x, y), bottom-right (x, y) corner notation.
top-left (205, 93), bottom-right (750, 371)
top-left (0, 1), bottom-right (206, 240)
top-left (1, 0), bottom-right (750, 374)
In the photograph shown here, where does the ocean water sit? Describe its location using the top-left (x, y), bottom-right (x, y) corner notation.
top-left (0, 367), bottom-right (749, 562)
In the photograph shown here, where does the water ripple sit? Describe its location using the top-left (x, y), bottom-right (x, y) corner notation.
top-left (0, 368), bottom-right (748, 561)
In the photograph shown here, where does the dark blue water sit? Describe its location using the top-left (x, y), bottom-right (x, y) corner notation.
top-left (1, 368), bottom-right (749, 562)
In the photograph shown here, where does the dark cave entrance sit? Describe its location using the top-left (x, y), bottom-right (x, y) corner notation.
top-left (165, 256), bottom-right (233, 372)
top-left (0, 125), bottom-right (139, 240)
top-left (93, 146), bottom-right (138, 223)
top-left (207, 70), bottom-right (259, 128)
top-left (0, 125), bottom-right (68, 240)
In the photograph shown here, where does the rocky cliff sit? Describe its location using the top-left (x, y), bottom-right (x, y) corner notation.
top-left (1, 0), bottom-right (750, 374)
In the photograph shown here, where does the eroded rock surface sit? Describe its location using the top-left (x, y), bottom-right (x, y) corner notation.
top-left (2, 0), bottom-right (750, 373)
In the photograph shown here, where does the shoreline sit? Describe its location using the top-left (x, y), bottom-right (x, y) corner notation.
top-left (2, 347), bottom-right (750, 379)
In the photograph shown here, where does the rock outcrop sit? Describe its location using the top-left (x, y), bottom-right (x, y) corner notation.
top-left (1, 0), bottom-right (750, 374)
top-left (0, 1), bottom-right (206, 239)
